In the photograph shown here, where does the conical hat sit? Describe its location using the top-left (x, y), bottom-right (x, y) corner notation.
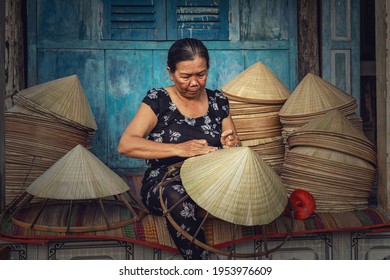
top-left (288, 146), bottom-right (375, 170)
top-left (180, 147), bottom-right (287, 226)
top-left (13, 75), bottom-right (97, 130)
top-left (279, 73), bottom-right (356, 117)
top-left (288, 109), bottom-right (376, 165)
top-left (221, 61), bottom-right (290, 104)
top-left (27, 145), bottom-right (129, 199)
top-left (297, 109), bottom-right (373, 145)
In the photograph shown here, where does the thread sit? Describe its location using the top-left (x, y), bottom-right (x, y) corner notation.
top-left (283, 189), bottom-right (316, 220)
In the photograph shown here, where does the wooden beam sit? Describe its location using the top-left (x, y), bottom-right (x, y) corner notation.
top-left (375, 0), bottom-right (390, 213)
top-left (0, 0), bottom-right (6, 211)
top-left (297, 0), bottom-right (320, 81)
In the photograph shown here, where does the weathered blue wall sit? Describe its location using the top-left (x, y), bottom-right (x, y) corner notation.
top-left (27, 0), bottom-right (299, 173)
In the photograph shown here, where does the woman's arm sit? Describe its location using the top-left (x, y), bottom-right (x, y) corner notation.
top-left (118, 103), bottom-right (217, 159)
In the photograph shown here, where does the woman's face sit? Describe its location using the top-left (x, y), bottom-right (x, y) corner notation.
top-left (168, 55), bottom-right (208, 99)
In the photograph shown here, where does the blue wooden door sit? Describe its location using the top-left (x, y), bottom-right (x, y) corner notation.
top-left (27, 0), bottom-right (298, 173)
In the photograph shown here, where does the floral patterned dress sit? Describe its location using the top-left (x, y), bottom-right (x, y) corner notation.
top-left (140, 87), bottom-right (230, 259)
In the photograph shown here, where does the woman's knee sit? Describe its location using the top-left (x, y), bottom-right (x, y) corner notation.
top-left (162, 182), bottom-right (188, 206)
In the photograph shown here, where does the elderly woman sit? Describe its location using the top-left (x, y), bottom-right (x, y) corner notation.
top-left (118, 38), bottom-right (240, 259)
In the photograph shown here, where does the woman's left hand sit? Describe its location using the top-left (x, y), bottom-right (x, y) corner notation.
top-left (220, 129), bottom-right (240, 148)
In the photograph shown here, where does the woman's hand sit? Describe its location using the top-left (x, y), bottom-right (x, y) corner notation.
top-left (176, 139), bottom-right (218, 158)
top-left (220, 129), bottom-right (240, 148)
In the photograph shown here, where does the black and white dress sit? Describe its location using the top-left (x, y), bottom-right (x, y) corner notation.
top-left (140, 87), bottom-right (230, 259)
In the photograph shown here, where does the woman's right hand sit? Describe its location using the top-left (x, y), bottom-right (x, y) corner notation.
top-left (119, 104), bottom-right (217, 160)
top-left (176, 139), bottom-right (218, 158)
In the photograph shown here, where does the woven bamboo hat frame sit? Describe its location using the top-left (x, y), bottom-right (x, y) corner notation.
top-left (13, 75), bottom-right (97, 131)
top-left (1, 145), bottom-right (147, 232)
top-left (157, 147), bottom-right (293, 258)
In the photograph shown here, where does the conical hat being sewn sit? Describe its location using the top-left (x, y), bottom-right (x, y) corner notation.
top-left (27, 145), bottom-right (129, 199)
top-left (279, 73), bottom-right (356, 117)
top-left (221, 61), bottom-right (290, 104)
top-left (180, 147), bottom-right (287, 226)
top-left (13, 75), bottom-right (97, 130)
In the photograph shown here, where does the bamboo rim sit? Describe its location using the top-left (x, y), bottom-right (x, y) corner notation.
top-left (6, 191), bottom-right (148, 233)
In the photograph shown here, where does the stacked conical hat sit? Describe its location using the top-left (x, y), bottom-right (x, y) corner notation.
top-left (281, 110), bottom-right (377, 212)
top-left (282, 148), bottom-right (376, 212)
top-left (287, 110), bottom-right (376, 165)
top-left (240, 137), bottom-right (285, 164)
top-left (180, 147), bottom-right (287, 226)
top-left (4, 105), bottom-right (94, 204)
top-left (13, 75), bottom-right (97, 131)
top-left (279, 73), bottom-right (361, 144)
top-left (229, 100), bottom-right (282, 115)
top-left (279, 73), bottom-right (357, 119)
top-left (8, 145), bottom-right (147, 232)
top-left (221, 61), bottom-right (290, 104)
top-left (220, 62), bottom-right (291, 174)
top-left (5, 75), bottom-right (97, 206)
